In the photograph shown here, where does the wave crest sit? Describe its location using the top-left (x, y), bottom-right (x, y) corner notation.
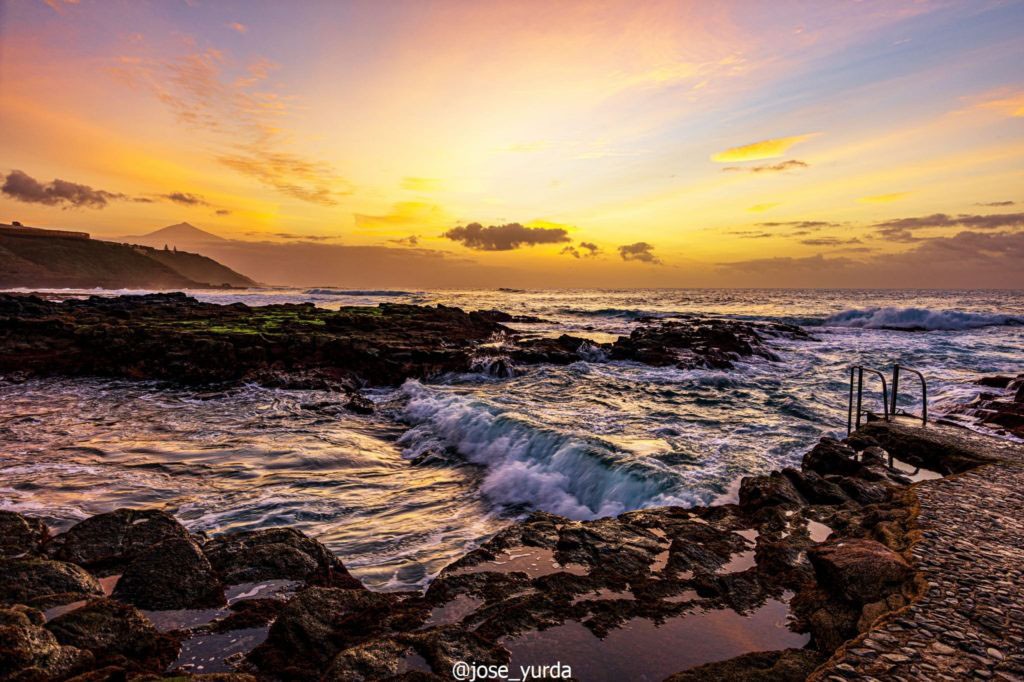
top-left (396, 381), bottom-right (690, 519)
top-left (822, 307), bottom-right (1023, 331)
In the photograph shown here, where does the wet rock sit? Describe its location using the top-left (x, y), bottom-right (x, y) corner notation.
top-left (609, 317), bottom-right (809, 370)
top-left (665, 647), bottom-right (823, 681)
top-left (803, 438), bottom-right (863, 477)
top-left (247, 587), bottom-right (404, 680)
top-left (782, 469), bottom-right (851, 506)
top-left (739, 472), bottom-right (805, 511)
top-left (809, 538), bottom-right (912, 604)
top-left (510, 335), bottom-right (594, 365)
top-left (0, 511), bottom-right (48, 559)
top-left (112, 536), bottom-right (225, 610)
top-left (45, 508), bottom-right (191, 573)
top-left (203, 527), bottom-right (364, 589)
top-left (207, 598), bottom-right (287, 633)
top-left (975, 375), bottom-right (1014, 389)
top-left (832, 476), bottom-right (892, 505)
top-left (322, 636), bottom-right (426, 681)
top-left (0, 558), bottom-right (103, 607)
top-left (0, 604), bottom-right (91, 680)
top-left (45, 598), bottom-right (179, 672)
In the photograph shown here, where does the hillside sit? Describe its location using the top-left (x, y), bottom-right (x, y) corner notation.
top-left (0, 224), bottom-right (255, 289)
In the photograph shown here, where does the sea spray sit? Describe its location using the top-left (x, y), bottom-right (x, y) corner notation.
top-left (397, 380), bottom-right (691, 519)
top-left (823, 307), bottom-right (1023, 331)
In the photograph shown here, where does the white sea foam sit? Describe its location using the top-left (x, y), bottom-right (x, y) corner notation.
top-left (823, 307), bottom-right (1022, 331)
top-left (397, 380), bottom-right (691, 520)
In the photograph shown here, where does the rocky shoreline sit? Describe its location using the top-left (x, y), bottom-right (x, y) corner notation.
top-left (2, 294), bottom-right (1021, 680)
top-left (5, 419), bottom-right (1014, 681)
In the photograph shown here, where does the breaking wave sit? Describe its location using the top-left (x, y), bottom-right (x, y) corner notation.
top-left (396, 380), bottom-right (691, 520)
top-left (821, 307), bottom-right (1023, 331)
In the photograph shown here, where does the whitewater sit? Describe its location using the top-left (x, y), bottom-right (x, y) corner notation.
top-left (1, 287), bottom-right (1021, 589)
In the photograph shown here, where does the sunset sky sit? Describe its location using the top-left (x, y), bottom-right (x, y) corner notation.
top-left (1, 0), bottom-right (1022, 287)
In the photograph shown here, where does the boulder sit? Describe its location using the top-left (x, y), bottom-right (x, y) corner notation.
top-left (45, 509), bottom-right (191, 572)
top-left (0, 558), bottom-right (103, 607)
top-left (203, 527), bottom-right (363, 589)
top-left (802, 438), bottom-right (862, 477)
top-left (247, 587), bottom-right (401, 680)
top-left (781, 469), bottom-right (850, 506)
top-left (45, 598), bottom-right (179, 672)
top-left (112, 536), bottom-right (224, 610)
top-left (808, 538), bottom-right (912, 604)
top-left (0, 512), bottom-right (48, 559)
top-left (738, 472), bottom-right (804, 511)
top-left (832, 476), bottom-right (891, 505)
top-left (0, 605), bottom-right (91, 680)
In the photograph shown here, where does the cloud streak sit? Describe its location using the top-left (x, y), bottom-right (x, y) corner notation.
top-left (722, 159), bottom-right (808, 173)
top-left (443, 222), bottom-right (571, 251)
top-left (711, 135), bottom-right (815, 163)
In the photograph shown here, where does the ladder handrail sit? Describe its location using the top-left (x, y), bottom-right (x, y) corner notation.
top-left (891, 364), bottom-right (927, 427)
top-left (847, 365), bottom-right (889, 434)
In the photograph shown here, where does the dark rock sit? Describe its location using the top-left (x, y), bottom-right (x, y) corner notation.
top-left (738, 472), bottom-right (805, 511)
top-left (0, 512), bottom-right (48, 559)
top-left (782, 468), bottom-right (851, 506)
top-left (45, 508), bottom-right (191, 573)
top-left (322, 636), bottom-right (428, 681)
top-left (975, 375), bottom-right (1014, 388)
top-left (203, 527), bottom-right (363, 588)
top-left (247, 587), bottom-right (403, 680)
top-left (808, 538), bottom-right (912, 604)
top-left (510, 335), bottom-right (595, 365)
top-left (802, 438), bottom-right (862, 477)
top-left (45, 598), bottom-right (179, 672)
top-left (207, 598), bottom-right (286, 633)
top-left (832, 476), bottom-right (892, 505)
top-left (0, 605), bottom-right (91, 680)
top-left (112, 536), bottom-right (224, 610)
top-left (0, 558), bottom-right (102, 607)
top-left (665, 647), bottom-right (823, 681)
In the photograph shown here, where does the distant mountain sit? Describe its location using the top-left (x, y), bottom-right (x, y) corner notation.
top-left (0, 223), bottom-right (255, 289)
top-left (119, 222), bottom-right (226, 251)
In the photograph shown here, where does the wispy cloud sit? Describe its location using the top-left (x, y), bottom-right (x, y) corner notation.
top-left (618, 242), bottom-right (662, 265)
top-left (388, 235), bottom-right (421, 247)
top-left (975, 201), bottom-right (1015, 207)
top-left (800, 236), bottom-right (862, 246)
top-left (747, 203), bottom-right (780, 212)
top-left (162, 191), bottom-right (209, 206)
top-left (401, 177), bottom-right (443, 192)
top-left (560, 241), bottom-right (603, 259)
top-left (226, 22), bottom-right (248, 34)
top-left (875, 212), bottom-right (1024, 231)
top-left (354, 202), bottom-right (444, 230)
top-left (711, 134), bottom-right (816, 163)
top-left (110, 46), bottom-right (347, 204)
top-left (444, 222), bottom-right (571, 251)
top-left (722, 159), bottom-right (808, 173)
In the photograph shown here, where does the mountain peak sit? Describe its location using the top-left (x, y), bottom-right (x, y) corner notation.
top-left (144, 222), bottom-right (225, 241)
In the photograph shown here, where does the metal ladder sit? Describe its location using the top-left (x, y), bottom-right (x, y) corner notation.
top-left (847, 363), bottom-right (927, 435)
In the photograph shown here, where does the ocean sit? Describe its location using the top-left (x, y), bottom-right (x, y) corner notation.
top-left (1, 287), bottom-right (1021, 590)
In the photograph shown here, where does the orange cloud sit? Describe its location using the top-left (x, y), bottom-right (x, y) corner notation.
top-left (711, 134), bottom-right (816, 163)
top-left (227, 22), bottom-right (248, 34)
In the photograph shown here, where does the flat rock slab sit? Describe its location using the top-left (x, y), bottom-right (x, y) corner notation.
top-left (813, 445), bottom-right (1024, 680)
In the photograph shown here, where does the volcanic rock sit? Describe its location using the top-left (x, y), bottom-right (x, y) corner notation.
top-left (45, 508), bottom-right (192, 573)
top-left (0, 558), bottom-right (103, 608)
top-left (112, 536), bottom-right (225, 610)
top-left (0, 511), bottom-right (48, 559)
top-left (808, 538), bottom-right (911, 604)
top-left (0, 605), bottom-right (91, 680)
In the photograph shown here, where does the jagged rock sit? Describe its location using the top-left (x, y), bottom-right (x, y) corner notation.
top-left (808, 538), bottom-right (911, 604)
top-left (510, 335), bottom-right (593, 365)
top-left (247, 587), bottom-right (405, 680)
top-left (45, 598), bottom-right (179, 672)
top-left (206, 598), bottom-right (286, 633)
top-left (0, 558), bottom-right (103, 607)
top-left (665, 648), bottom-right (823, 681)
top-left (203, 527), bottom-right (363, 588)
top-left (832, 476), bottom-right (891, 505)
top-left (0, 512), bottom-right (48, 558)
top-left (322, 637), bottom-right (428, 681)
top-left (782, 469), bottom-right (851, 506)
top-left (802, 438), bottom-right (862, 477)
top-left (45, 508), bottom-right (191, 572)
top-left (112, 536), bottom-right (224, 610)
top-left (738, 472), bottom-right (805, 510)
top-left (0, 605), bottom-right (91, 680)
